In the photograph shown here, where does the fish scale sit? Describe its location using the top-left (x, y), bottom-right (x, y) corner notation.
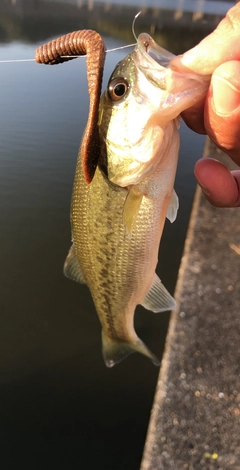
top-left (69, 134), bottom-right (177, 365)
top-left (64, 32), bottom-right (210, 367)
top-left (72, 163), bottom-right (139, 339)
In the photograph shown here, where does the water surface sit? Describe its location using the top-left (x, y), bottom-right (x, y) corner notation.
top-left (0, 1), bottom-right (231, 469)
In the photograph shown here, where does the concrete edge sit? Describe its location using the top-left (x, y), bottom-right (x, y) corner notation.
top-left (140, 137), bottom-right (212, 469)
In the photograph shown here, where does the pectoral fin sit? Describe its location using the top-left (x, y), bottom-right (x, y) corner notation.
top-left (141, 274), bottom-right (176, 313)
top-left (123, 188), bottom-right (143, 237)
top-left (63, 243), bottom-right (85, 283)
top-left (166, 189), bottom-right (179, 223)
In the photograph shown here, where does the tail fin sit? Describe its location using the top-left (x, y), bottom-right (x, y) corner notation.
top-left (102, 331), bottom-right (160, 368)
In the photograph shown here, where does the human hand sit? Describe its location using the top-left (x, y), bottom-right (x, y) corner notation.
top-left (171, 3), bottom-right (240, 207)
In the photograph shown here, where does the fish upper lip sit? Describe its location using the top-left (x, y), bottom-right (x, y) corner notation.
top-left (133, 33), bottom-right (176, 91)
top-left (136, 33), bottom-right (175, 69)
top-left (134, 33), bottom-right (210, 109)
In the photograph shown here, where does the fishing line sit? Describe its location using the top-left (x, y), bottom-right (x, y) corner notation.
top-left (60, 42), bottom-right (136, 59)
top-left (0, 43), bottom-right (136, 64)
top-left (0, 58), bottom-right (35, 63)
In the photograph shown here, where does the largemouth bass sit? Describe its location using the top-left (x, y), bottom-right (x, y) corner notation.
top-left (64, 33), bottom-right (209, 367)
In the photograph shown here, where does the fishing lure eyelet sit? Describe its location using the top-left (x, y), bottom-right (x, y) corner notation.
top-left (107, 78), bottom-right (129, 102)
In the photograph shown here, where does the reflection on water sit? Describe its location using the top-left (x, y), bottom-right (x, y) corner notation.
top-left (0, 0), bottom-right (234, 47)
top-left (0, 1), bottom-right (232, 469)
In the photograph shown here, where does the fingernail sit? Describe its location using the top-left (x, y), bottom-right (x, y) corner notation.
top-left (212, 75), bottom-right (240, 115)
top-left (198, 182), bottom-right (211, 197)
top-left (180, 48), bottom-right (197, 67)
top-left (194, 171), bottom-right (211, 196)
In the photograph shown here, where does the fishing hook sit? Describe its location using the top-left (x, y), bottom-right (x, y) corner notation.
top-left (132, 11), bottom-right (142, 42)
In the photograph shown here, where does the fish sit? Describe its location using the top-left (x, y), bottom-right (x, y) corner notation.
top-left (64, 32), bottom-right (210, 367)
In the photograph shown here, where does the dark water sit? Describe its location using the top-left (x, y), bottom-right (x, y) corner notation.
top-left (0, 1), bottom-right (231, 469)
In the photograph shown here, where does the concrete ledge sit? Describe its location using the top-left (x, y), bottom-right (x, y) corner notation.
top-left (141, 139), bottom-right (240, 470)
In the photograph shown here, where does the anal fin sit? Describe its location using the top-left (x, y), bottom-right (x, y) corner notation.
top-left (141, 274), bottom-right (176, 313)
top-left (63, 243), bottom-right (85, 284)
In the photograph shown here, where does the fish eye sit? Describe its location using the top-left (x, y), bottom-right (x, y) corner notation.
top-left (107, 78), bottom-right (129, 101)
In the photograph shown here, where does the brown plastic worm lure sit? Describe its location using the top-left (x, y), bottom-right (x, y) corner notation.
top-left (35, 30), bottom-right (106, 183)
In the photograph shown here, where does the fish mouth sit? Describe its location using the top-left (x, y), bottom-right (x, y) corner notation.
top-left (137, 32), bottom-right (175, 69)
top-left (134, 32), bottom-right (210, 115)
top-left (133, 33), bottom-right (175, 89)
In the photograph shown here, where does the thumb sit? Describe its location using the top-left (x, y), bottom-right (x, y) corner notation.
top-left (194, 158), bottom-right (240, 207)
top-left (171, 4), bottom-right (240, 74)
top-left (205, 60), bottom-right (240, 166)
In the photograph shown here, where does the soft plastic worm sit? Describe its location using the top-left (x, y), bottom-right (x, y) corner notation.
top-left (35, 30), bottom-right (106, 183)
